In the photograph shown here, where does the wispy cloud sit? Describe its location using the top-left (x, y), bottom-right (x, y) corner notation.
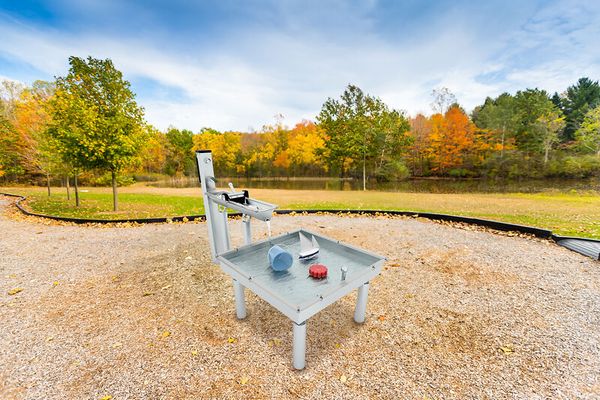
top-left (0, 1), bottom-right (598, 130)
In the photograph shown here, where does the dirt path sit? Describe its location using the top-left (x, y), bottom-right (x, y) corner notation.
top-left (1, 197), bottom-right (599, 399)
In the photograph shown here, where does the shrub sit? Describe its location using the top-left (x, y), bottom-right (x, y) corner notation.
top-left (88, 172), bottom-right (136, 187)
top-left (546, 155), bottom-right (600, 178)
top-left (375, 160), bottom-right (410, 182)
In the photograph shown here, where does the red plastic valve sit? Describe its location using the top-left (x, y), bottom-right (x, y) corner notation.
top-left (309, 264), bottom-right (328, 279)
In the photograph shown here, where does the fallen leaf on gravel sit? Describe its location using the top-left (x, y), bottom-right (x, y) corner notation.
top-left (112, 342), bottom-right (123, 348)
top-left (46, 336), bottom-right (54, 342)
top-left (8, 287), bottom-right (23, 295)
top-left (340, 375), bottom-right (347, 383)
top-left (111, 276), bottom-right (120, 282)
top-left (191, 350), bottom-right (198, 356)
top-left (99, 396), bottom-right (112, 400)
top-left (161, 285), bottom-right (172, 291)
top-left (377, 315), bottom-right (386, 321)
top-left (228, 337), bottom-right (237, 344)
top-left (239, 376), bottom-right (249, 385)
top-left (335, 343), bottom-right (341, 349)
top-left (52, 281), bottom-right (59, 286)
top-left (268, 338), bottom-right (281, 347)
top-left (500, 346), bottom-right (513, 354)
top-left (161, 331), bottom-right (171, 339)
top-left (404, 293), bottom-right (415, 299)
top-left (142, 291), bottom-right (154, 297)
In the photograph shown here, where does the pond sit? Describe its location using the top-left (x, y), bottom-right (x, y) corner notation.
top-left (148, 176), bottom-right (600, 194)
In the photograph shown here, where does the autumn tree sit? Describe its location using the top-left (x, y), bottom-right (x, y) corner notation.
top-left (13, 81), bottom-right (59, 196)
top-left (193, 128), bottom-right (243, 176)
top-left (47, 56), bottom-right (146, 211)
top-left (140, 126), bottom-right (168, 173)
top-left (427, 105), bottom-right (475, 174)
top-left (407, 114), bottom-right (431, 176)
top-left (287, 121), bottom-right (326, 175)
top-left (0, 113), bottom-right (22, 180)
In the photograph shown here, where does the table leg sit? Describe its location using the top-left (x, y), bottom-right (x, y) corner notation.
top-left (233, 279), bottom-right (247, 319)
top-left (293, 321), bottom-right (307, 370)
top-left (354, 282), bottom-right (370, 323)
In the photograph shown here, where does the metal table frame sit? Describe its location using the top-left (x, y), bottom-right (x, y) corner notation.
top-left (196, 150), bottom-right (385, 369)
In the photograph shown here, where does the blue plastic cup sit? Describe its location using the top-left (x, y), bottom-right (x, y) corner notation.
top-left (268, 245), bottom-right (293, 271)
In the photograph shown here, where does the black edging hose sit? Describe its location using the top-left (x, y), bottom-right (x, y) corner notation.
top-left (2, 192), bottom-right (598, 260)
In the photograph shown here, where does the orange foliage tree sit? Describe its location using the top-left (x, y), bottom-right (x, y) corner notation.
top-left (426, 106), bottom-right (475, 174)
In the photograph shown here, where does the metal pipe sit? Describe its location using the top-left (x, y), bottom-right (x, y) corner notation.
top-left (233, 279), bottom-right (247, 319)
top-left (354, 282), bottom-right (370, 323)
top-left (242, 214), bottom-right (252, 245)
top-left (292, 321), bottom-right (307, 370)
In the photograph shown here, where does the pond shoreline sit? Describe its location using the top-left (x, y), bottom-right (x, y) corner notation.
top-left (148, 176), bottom-right (600, 194)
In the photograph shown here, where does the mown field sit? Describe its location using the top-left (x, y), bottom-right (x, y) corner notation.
top-left (1, 185), bottom-right (599, 238)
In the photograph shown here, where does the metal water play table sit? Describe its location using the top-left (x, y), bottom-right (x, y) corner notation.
top-left (196, 150), bottom-right (386, 369)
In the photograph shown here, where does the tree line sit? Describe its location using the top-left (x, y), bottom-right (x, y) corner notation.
top-left (1, 56), bottom-right (600, 209)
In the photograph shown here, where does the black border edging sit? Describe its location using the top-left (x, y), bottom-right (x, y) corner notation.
top-left (0, 192), bottom-right (553, 236)
top-left (276, 209), bottom-right (554, 238)
top-left (2, 192), bottom-right (208, 224)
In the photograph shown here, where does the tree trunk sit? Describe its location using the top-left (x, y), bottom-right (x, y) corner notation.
top-left (544, 146), bottom-right (550, 164)
top-left (362, 155), bottom-right (366, 191)
top-left (111, 170), bottom-right (118, 211)
top-left (47, 173), bottom-right (51, 197)
top-left (74, 174), bottom-right (80, 207)
top-left (65, 176), bottom-right (70, 200)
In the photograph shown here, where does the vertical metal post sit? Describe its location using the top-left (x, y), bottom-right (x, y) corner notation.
top-left (242, 214), bottom-right (252, 245)
top-left (292, 321), bottom-right (307, 370)
top-left (196, 151), bottom-right (230, 261)
top-left (354, 282), bottom-right (370, 323)
top-left (233, 279), bottom-right (247, 319)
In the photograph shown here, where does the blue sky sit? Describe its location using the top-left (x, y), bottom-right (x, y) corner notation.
top-left (0, 0), bottom-right (599, 131)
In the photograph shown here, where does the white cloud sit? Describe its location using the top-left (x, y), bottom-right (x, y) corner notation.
top-left (0, 1), bottom-right (599, 130)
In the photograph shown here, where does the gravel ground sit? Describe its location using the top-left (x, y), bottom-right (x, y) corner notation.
top-left (1, 196), bottom-right (599, 400)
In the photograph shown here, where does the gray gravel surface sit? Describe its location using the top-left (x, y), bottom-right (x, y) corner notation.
top-left (0, 197), bottom-right (599, 399)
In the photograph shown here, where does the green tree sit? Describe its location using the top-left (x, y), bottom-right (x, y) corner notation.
top-left (47, 56), bottom-right (146, 211)
top-left (534, 110), bottom-right (566, 164)
top-left (317, 85), bottom-right (411, 188)
top-left (472, 93), bottom-right (518, 158)
top-left (165, 127), bottom-right (195, 176)
top-left (513, 89), bottom-right (560, 155)
top-left (576, 105), bottom-right (600, 157)
top-left (561, 77), bottom-right (600, 142)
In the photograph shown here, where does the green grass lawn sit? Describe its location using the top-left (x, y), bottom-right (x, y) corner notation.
top-left (2, 185), bottom-right (599, 238)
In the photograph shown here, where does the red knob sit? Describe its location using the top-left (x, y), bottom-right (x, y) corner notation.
top-left (309, 264), bottom-right (328, 279)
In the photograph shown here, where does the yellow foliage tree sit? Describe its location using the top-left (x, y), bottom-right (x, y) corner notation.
top-left (193, 129), bottom-right (242, 175)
